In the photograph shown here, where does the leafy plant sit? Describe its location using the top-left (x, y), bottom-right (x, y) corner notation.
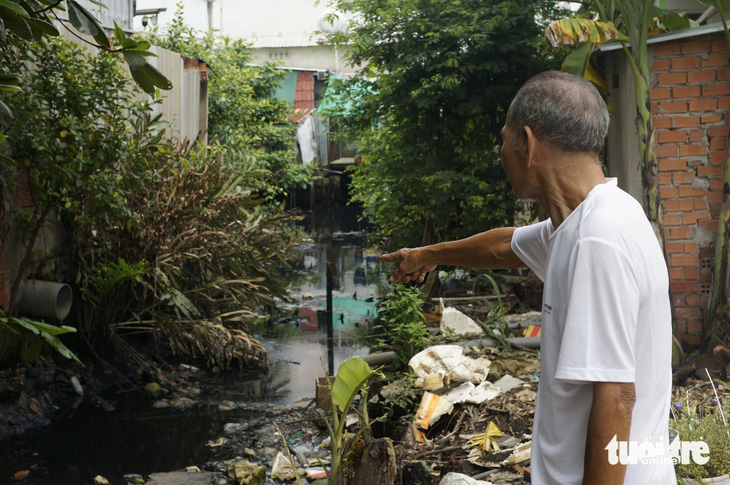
top-left (1, 34), bottom-right (162, 318)
top-left (473, 273), bottom-right (511, 348)
top-left (671, 396), bottom-right (730, 479)
top-left (376, 284), bottom-right (431, 367)
top-left (318, 355), bottom-right (385, 485)
top-left (138, 4), bottom-right (316, 197)
top-left (0, 0), bottom-right (170, 112)
top-left (380, 372), bottom-right (419, 420)
top-left (1, 32), bottom-right (299, 371)
top-left (318, 0), bottom-right (565, 248)
top-left (0, 310), bottom-right (80, 363)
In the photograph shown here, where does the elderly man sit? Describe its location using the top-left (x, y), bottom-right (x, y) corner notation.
top-left (381, 71), bottom-right (676, 485)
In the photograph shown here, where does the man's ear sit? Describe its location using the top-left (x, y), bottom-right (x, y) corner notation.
top-left (522, 125), bottom-right (538, 168)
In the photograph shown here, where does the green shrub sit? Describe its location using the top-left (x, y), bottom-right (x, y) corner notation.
top-left (671, 398), bottom-right (730, 479)
top-left (1, 34), bottom-right (299, 370)
top-left (376, 285), bottom-right (431, 367)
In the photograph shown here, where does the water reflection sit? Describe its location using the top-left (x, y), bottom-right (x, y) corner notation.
top-left (250, 234), bottom-right (392, 405)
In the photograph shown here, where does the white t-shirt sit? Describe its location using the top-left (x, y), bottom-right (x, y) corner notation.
top-left (511, 179), bottom-right (676, 485)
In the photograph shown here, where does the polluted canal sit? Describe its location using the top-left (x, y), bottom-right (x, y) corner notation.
top-left (0, 207), bottom-right (393, 485)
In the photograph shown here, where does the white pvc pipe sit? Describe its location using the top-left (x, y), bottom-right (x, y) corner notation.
top-left (18, 279), bottom-right (73, 320)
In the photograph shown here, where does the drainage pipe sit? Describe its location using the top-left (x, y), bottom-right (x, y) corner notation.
top-left (362, 351), bottom-right (397, 366)
top-left (458, 336), bottom-right (541, 349)
top-left (17, 279), bottom-right (73, 320)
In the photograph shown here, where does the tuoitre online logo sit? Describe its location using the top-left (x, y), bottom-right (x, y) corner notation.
top-left (605, 435), bottom-right (710, 466)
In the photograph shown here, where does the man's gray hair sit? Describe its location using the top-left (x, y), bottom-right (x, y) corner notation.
top-left (506, 71), bottom-right (610, 156)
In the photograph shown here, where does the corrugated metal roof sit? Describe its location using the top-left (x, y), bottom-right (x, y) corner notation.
top-left (599, 21), bottom-right (726, 52)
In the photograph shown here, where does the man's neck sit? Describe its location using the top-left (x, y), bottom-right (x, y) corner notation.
top-left (534, 153), bottom-right (607, 228)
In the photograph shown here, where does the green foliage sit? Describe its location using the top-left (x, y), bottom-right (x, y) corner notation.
top-left (380, 373), bottom-right (418, 419)
top-left (0, 310), bottom-right (80, 363)
top-left (376, 284), bottom-right (431, 366)
top-left (4, 35), bottom-right (157, 224)
top-left (473, 273), bottom-right (511, 347)
top-left (0, 0), bottom-right (170, 108)
top-left (320, 0), bottom-right (564, 248)
top-left (1, 34), bottom-right (298, 370)
top-left (671, 398), bottom-right (730, 479)
top-left (138, 5), bottom-right (316, 197)
top-left (320, 355), bottom-right (385, 485)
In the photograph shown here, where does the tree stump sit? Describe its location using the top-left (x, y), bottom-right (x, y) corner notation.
top-left (351, 437), bottom-right (397, 485)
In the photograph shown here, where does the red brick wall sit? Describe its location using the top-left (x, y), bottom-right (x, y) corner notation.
top-left (651, 34), bottom-right (730, 345)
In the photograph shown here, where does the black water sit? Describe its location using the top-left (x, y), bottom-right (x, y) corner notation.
top-left (0, 205), bottom-right (393, 484)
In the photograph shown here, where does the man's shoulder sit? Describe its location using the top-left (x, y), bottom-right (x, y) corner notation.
top-left (579, 186), bottom-right (653, 242)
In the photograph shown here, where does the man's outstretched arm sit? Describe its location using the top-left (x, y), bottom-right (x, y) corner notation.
top-left (380, 227), bottom-right (525, 284)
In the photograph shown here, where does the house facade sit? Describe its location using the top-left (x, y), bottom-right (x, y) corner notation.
top-left (602, 22), bottom-right (730, 346)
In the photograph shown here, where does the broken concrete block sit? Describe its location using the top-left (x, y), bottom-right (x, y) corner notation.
top-left (440, 307), bottom-right (483, 336)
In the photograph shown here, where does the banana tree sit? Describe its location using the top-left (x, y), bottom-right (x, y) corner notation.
top-left (697, 0), bottom-right (730, 343)
top-left (545, 5), bottom-right (694, 237)
top-left (321, 356), bottom-right (385, 485)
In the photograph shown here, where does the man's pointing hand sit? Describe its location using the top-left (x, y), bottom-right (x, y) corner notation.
top-left (379, 248), bottom-right (437, 284)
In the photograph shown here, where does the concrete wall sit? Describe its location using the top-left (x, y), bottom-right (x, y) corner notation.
top-left (250, 45), bottom-right (357, 76)
top-left (213, 0), bottom-right (332, 47)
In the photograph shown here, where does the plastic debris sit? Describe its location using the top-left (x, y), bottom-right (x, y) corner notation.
top-left (305, 468), bottom-right (329, 479)
top-left (207, 437), bottom-right (229, 447)
top-left (409, 345), bottom-right (491, 389)
top-left (218, 400), bottom-right (237, 411)
top-left (415, 391), bottom-right (454, 429)
top-left (493, 374), bottom-right (525, 393)
top-left (506, 441), bottom-right (532, 464)
top-left (143, 382), bottom-right (163, 394)
top-left (271, 452), bottom-right (299, 481)
top-left (70, 376), bottom-right (84, 397)
top-left (185, 466), bottom-right (201, 472)
top-left (224, 422), bottom-right (243, 434)
top-left (438, 472), bottom-right (494, 485)
top-left (228, 461), bottom-right (266, 485)
top-left (93, 476), bottom-right (110, 485)
top-left (443, 381), bottom-right (500, 405)
top-left (122, 474), bottom-right (144, 484)
top-left (466, 439), bottom-right (532, 468)
top-left (468, 422), bottom-right (503, 453)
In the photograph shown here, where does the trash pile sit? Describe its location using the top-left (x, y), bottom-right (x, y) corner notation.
top-left (397, 339), bottom-right (539, 485)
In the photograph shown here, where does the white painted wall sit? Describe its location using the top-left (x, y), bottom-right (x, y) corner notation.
top-left (133, 0), bottom-right (213, 33)
top-left (213, 0), bottom-right (332, 47)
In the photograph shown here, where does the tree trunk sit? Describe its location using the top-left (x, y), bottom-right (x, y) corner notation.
top-left (705, 11), bottom-right (730, 345)
top-left (619, 0), bottom-right (677, 338)
top-left (351, 438), bottom-right (397, 485)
